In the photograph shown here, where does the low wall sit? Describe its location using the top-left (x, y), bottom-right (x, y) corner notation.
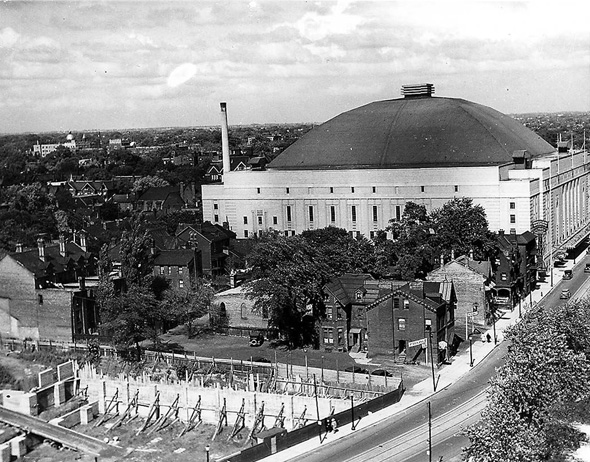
top-left (219, 380), bottom-right (405, 462)
top-left (50, 401), bottom-right (99, 429)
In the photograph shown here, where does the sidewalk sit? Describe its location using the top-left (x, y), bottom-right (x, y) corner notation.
top-left (260, 258), bottom-right (577, 462)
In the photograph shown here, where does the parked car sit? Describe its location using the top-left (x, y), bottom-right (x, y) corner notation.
top-left (563, 269), bottom-right (573, 280)
top-left (345, 366), bottom-right (368, 374)
top-left (584, 264), bottom-right (590, 273)
top-left (560, 289), bottom-right (571, 299)
top-left (370, 369), bottom-right (393, 377)
top-left (249, 356), bottom-right (271, 363)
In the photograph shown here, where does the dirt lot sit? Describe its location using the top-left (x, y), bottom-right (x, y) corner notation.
top-left (0, 333), bottom-right (431, 462)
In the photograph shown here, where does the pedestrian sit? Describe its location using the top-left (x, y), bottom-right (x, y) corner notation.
top-left (331, 417), bottom-right (338, 433)
top-left (486, 333), bottom-right (492, 343)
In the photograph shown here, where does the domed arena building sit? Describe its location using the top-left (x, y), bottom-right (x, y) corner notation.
top-left (202, 84), bottom-right (590, 270)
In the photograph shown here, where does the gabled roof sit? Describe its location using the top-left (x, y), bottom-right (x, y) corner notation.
top-left (153, 249), bottom-right (196, 266)
top-left (138, 186), bottom-right (179, 202)
top-left (365, 280), bottom-right (451, 314)
top-left (9, 242), bottom-right (88, 277)
top-left (324, 273), bottom-right (374, 307)
top-left (176, 221), bottom-right (236, 243)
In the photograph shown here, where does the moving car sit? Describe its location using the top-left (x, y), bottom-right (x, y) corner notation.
top-left (560, 289), bottom-right (571, 299)
top-left (585, 264), bottom-right (590, 273)
top-left (563, 269), bottom-right (573, 280)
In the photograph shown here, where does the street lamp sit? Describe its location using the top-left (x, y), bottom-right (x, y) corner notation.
top-left (205, 445), bottom-right (210, 462)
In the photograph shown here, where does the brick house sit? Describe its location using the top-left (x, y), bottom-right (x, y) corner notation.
top-left (153, 249), bottom-right (201, 290)
top-left (426, 254), bottom-right (493, 335)
top-left (321, 275), bottom-right (456, 364)
top-left (493, 230), bottom-right (537, 308)
top-left (365, 281), bottom-right (456, 364)
top-left (176, 222), bottom-right (236, 277)
top-left (0, 237), bottom-right (95, 341)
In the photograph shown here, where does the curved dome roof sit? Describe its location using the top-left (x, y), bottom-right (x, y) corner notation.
top-left (268, 96), bottom-right (554, 170)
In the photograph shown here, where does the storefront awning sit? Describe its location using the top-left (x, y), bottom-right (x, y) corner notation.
top-left (349, 328), bottom-right (362, 334)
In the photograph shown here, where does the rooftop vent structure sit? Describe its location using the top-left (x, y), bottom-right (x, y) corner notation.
top-left (401, 83), bottom-right (435, 98)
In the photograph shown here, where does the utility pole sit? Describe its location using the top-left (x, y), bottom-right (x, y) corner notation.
top-left (428, 401), bottom-right (432, 462)
top-left (428, 328), bottom-right (437, 392)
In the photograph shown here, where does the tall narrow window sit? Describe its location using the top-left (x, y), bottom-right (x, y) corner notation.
top-left (286, 206), bottom-right (292, 222)
top-left (351, 187), bottom-right (355, 193)
top-left (309, 206), bottom-right (314, 222)
top-left (273, 216), bottom-right (278, 225)
top-left (372, 206), bottom-right (378, 222)
top-left (398, 318), bottom-right (406, 331)
top-left (330, 187), bottom-right (334, 193)
top-left (243, 216), bottom-right (248, 225)
top-left (286, 187), bottom-right (290, 194)
top-left (395, 205), bottom-right (402, 220)
top-left (421, 186), bottom-right (425, 193)
top-left (258, 216), bottom-right (263, 225)
top-left (351, 206), bottom-right (357, 222)
top-left (372, 186), bottom-right (376, 193)
top-left (257, 188), bottom-right (261, 194)
top-left (454, 185), bottom-right (459, 192)
top-left (330, 206), bottom-right (336, 223)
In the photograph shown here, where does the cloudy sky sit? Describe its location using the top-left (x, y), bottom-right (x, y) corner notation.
top-left (1, 1), bottom-right (589, 134)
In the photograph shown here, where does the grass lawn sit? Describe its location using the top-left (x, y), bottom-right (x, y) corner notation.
top-left (157, 329), bottom-right (431, 389)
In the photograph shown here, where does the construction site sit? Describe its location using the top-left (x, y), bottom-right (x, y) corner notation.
top-left (0, 345), bottom-right (405, 461)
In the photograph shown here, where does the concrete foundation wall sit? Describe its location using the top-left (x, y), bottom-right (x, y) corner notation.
top-left (0, 390), bottom-right (37, 416)
top-left (83, 377), bottom-right (349, 430)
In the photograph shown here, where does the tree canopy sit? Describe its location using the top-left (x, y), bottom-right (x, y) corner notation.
top-left (463, 300), bottom-right (590, 461)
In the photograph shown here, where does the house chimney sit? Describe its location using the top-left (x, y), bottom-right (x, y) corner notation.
top-left (16, 243), bottom-right (23, 253)
top-left (59, 234), bottom-right (67, 257)
top-left (220, 102), bottom-right (231, 179)
top-left (79, 230), bottom-right (87, 252)
top-left (469, 249), bottom-right (474, 260)
top-left (78, 276), bottom-right (85, 290)
top-left (37, 238), bottom-right (46, 262)
top-left (451, 249), bottom-right (455, 260)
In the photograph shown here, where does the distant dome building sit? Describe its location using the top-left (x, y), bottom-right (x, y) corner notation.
top-left (66, 131), bottom-right (74, 141)
top-left (202, 84), bottom-right (590, 270)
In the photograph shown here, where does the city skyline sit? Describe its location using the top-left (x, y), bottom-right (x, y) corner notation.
top-left (1, 0), bottom-right (589, 135)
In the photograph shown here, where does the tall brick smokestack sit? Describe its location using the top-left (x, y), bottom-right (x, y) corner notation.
top-left (220, 102), bottom-right (230, 179)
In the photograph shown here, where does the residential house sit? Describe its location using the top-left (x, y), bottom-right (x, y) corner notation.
top-left (322, 274), bottom-right (456, 364)
top-left (206, 156), bottom-right (250, 182)
top-left (493, 230), bottom-right (537, 308)
top-left (137, 186), bottom-right (186, 215)
top-left (321, 273), bottom-right (377, 353)
top-left (426, 253), bottom-right (493, 335)
top-left (0, 236), bottom-right (95, 341)
top-left (365, 280), bottom-right (456, 364)
top-left (153, 249), bottom-right (201, 290)
top-left (176, 222), bottom-right (236, 277)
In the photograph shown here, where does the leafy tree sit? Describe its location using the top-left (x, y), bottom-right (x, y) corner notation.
top-left (386, 202), bottom-right (436, 279)
top-left (96, 218), bottom-right (164, 360)
top-left (246, 232), bottom-right (330, 348)
top-left (430, 197), bottom-right (496, 261)
top-left (463, 300), bottom-right (590, 461)
top-left (131, 175), bottom-right (169, 195)
top-left (162, 279), bottom-right (214, 337)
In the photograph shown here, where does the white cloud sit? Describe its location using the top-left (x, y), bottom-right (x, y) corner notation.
top-left (0, 27), bottom-right (20, 48)
top-left (167, 63), bottom-right (198, 88)
top-left (291, 1), bottom-right (364, 41)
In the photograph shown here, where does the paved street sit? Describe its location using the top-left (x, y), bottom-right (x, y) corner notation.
top-left (261, 254), bottom-right (586, 462)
